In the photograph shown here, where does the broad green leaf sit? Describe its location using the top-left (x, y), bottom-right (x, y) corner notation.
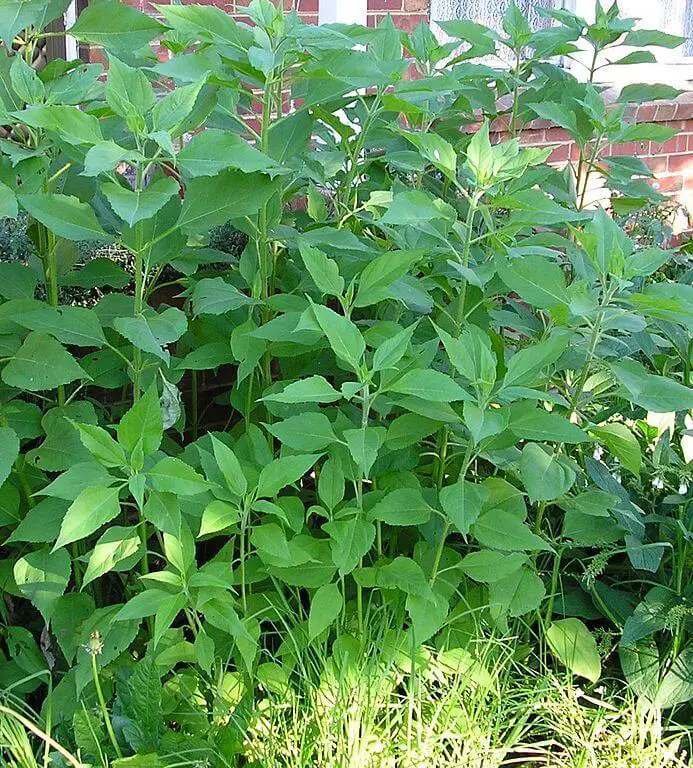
top-left (19, 104), bottom-right (103, 146)
top-left (298, 242), bottom-right (344, 297)
top-left (192, 277), bottom-right (256, 315)
top-left (115, 589), bottom-right (173, 621)
top-left (546, 619), bottom-right (601, 683)
top-left (105, 54), bottom-right (155, 118)
top-left (439, 480), bottom-right (484, 536)
top-left (152, 76), bottom-right (208, 136)
top-left (496, 252), bottom-right (569, 310)
top-left (55, 484), bottom-right (122, 550)
top-left (83, 141), bottom-right (133, 177)
top-left (389, 369), bottom-right (470, 402)
top-left (624, 29), bottom-right (686, 48)
top-left (199, 500), bottom-right (240, 537)
top-left (0, 426), bottom-right (19, 487)
top-left (372, 323), bottom-right (417, 372)
top-left (590, 423), bottom-right (641, 475)
top-left (436, 324), bottom-right (495, 394)
top-left (6, 497), bottom-right (68, 544)
top-left (102, 177), bottom-right (179, 226)
top-left (611, 360), bottom-right (693, 413)
top-left (148, 457), bottom-right (209, 496)
top-left (210, 435), bottom-right (247, 497)
top-left (502, 331), bottom-right (571, 389)
top-left (14, 548), bottom-right (70, 625)
top-left (520, 443), bottom-right (576, 502)
top-left (459, 550), bottom-right (528, 583)
top-left (264, 376), bottom-right (342, 404)
top-left (177, 128), bottom-right (282, 177)
top-left (0, 179), bottom-right (17, 218)
top-left (73, 423), bottom-right (126, 468)
top-left (14, 305), bottom-right (107, 347)
top-left (463, 402), bottom-right (509, 444)
top-left (655, 646), bottom-right (693, 709)
top-left (464, 122), bottom-right (493, 185)
top-left (0, 263), bottom-right (34, 300)
top-left (343, 427), bottom-right (386, 478)
top-left (323, 515), bottom-right (375, 575)
top-left (317, 458), bottom-right (344, 512)
top-left (617, 83), bottom-right (683, 103)
top-left (472, 509), bottom-right (552, 552)
top-left (2, 333), bottom-right (87, 391)
top-left (489, 566), bottom-right (545, 619)
top-left (177, 170), bottom-right (277, 233)
top-left (310, 303), bottom-right (365, 371)
top-left (82, 526), bottom-right (141, 586)
top-left (508, 402), bottom-right (587, 443)
top-left (376, 556), bottom-right (430, 597)
top-left (69, 1), bottom-right (165, 50)
top-left (355, 250), bottom-right (420, 307)
top-left (256, 454), bottom-right (321, 499)
top-left (400, 129), bottom-right (456, 179)
top-left (266, 413), bottom-right (337, 452)
top-left (619, 641), bottom-right (660, 704)
top-left (117, 383), bottom-right (163, 457)
top-left (380, 190), bottom-right (456, 226)
top-left (18, 193), bottom-right (111, 243)
top-left (308, 582), bottom-right (343, 640)
top-left (370, 488), bottom-right (431, 526)
top-left (251, 523), bottom-right (312, 568)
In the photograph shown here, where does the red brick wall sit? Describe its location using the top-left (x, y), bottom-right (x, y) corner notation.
top-left (86, 1), bottom-right (693, 212)
top-left (367, 0), bottom-right (429, 31)
top-left (490, 96), bottom-right (693, 210)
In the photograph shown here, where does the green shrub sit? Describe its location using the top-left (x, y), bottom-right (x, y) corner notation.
top-left (0, 1), bottom-right (690, 764)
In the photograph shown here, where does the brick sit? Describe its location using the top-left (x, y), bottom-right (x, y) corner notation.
top-left (645, 155), bottom-right (668, 174)
top-left (668, 153), bottom-right (693, 173)
top-left (610, 141), bottom-right (640, 157)
top-left (675, 101), bottom-right (693, 120)
top-left (519, 129), bottom-right (545, 145)
top-left (548, 144), bottom-right (570, 163)
top-left (635, 104), bottom-right (657, 122)
top-left (655, 136), bottom-right (680, 154)
top-left (544, 127), bottom-right (572, 142)
top-left (403, 0), bottom-right (429, 10)
top-left (368, 0), bottom-right (403, 9)
top-left (385, 13), bottom-right (427, 32)
top-left (655, 103), bottom-right (677, 122)
top-left (652, 175), bottom-right (683, 193)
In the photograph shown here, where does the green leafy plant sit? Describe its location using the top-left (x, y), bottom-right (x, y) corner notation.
top-left (0, 0), bottom-right (690, 763)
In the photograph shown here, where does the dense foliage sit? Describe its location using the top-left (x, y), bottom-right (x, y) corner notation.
top-left (0, 0), bottom-right (691, 764)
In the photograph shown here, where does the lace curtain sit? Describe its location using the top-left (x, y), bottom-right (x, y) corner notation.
top-left (618, 0), bottom-right (693, 57)
top-left (430, 0), bottom-right (557, 63)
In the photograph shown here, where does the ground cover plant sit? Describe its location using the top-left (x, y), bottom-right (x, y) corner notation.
top-left (0, 0), bottom-right (691, 765)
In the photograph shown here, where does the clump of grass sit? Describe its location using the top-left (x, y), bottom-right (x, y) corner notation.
top-left (241, 632), bottom-right (688, 768)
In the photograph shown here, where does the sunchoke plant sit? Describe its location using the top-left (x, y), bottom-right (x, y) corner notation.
top-left (0, 0), bottom-right (691, 763)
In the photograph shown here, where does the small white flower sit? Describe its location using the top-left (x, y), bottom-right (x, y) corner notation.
top-left (593, 446), bottom-right (604, 461)
top-left (652, 477), bottom-right (664, 490)
top-left (678, 483), bottom-right (688, 496)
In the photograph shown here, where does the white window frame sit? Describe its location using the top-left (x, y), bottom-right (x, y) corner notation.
top-left (319, 0), bottom-right (367, 26)
top-left (63, 0), bottom-right (79, 60)
top-left (569, 0), bottom-right (693, 86)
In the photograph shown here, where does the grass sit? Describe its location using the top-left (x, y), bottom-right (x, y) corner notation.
top-left (1, 656), bottom-right (689, 768)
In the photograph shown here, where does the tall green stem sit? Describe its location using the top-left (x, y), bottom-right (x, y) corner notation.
top-left (454, 194), bottom-right (480, 335)
top-left (91, 653), bottom-right (122, 759)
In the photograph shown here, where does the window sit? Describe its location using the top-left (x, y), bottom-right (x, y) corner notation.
top-left (430, 0), bottom-right (558, 64)
top-left (571, 0), bottom-right (693, 85)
